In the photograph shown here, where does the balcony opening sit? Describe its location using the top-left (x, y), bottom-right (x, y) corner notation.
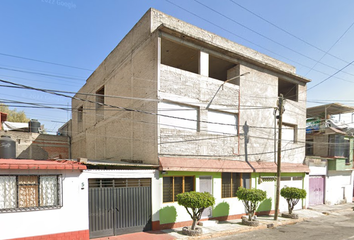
top-left (209, 55), bottom-right (237, 82)
top-left (161, 38), bottom-right (199, 74)
top-left (278, 79), bottom-right (298, 101)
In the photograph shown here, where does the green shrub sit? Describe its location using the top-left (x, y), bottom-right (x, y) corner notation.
top-left (280, 187), bottom-right (306, 214)
top-left (177, 191), bottom-right (215, 230)
top-left (236, 187), bottom-right (267, 221)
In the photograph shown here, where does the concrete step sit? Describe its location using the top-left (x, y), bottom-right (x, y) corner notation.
top-left (198, 220), bottom-right (219, 226)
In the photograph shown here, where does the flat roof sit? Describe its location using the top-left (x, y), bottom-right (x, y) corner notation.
top-left (307, 103), bottom-right (354, 118)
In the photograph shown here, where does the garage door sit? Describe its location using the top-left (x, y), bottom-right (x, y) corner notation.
top-left (309, 176), bottom-right (325, 206)
top-left (88, 178), bottom-right (152, 238)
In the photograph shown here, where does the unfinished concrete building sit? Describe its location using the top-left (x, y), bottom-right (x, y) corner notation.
top-left (71, 8), bottom-right (310, 237)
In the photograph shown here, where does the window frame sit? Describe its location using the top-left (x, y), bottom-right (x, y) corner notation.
top-left (282, 123), bottom-right (297, 143)
top-left (207, 110), bottom-right (238, 135)
top-left (0, 175), bottom-right (62, 212)
top-left (163, 176), bottom-right (195, 203)
top-left (158, 101), bottom-right (200, 132)
top-left (221, 172), bottom-right (250, 198)
top-left (77, 106), bottom-right (83, 122)
top-left (96, 86), bottom-right (105, 122)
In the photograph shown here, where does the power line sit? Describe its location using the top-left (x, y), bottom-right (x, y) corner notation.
top-left (304, 19), bottom-right (354, 76)
top-left (308, 58), bottom-right (354, 91)
top-left (0, 66), bottom-right (85, 81)
top-left (229, 0), bottom-right (350, 65)
top-left (192, 0), bottom-right (354, 77)
top-left (0, 52), bottom-right (94, 71)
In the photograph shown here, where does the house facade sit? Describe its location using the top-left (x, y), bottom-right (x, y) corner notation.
top-left (306, 103), bottom-right (354, 205)
top-left (0, 159), bottom-right (88, 240)
top-left (71, 8), bottom-right (310, 237)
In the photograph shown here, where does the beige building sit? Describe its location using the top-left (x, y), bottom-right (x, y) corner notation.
top-left (70, 8), bottom-right (310, 236)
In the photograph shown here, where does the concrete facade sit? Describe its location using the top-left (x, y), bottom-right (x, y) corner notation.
top-left (72, 8), bottom-right (309, 165)
top-left (70, 8), bottom-right (310, 233)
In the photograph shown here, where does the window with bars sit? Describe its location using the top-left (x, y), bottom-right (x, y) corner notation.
top-left (163, 176), bottom-right (194, 203)
top-left (222, 173), bottom-right (250, 198)
top-left (0, 175), bottom-right (61, 211)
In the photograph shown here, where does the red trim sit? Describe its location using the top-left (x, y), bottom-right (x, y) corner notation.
top-left (0, 159), bottom-right (87, 170)
top-left (9, 230), bottom-right (89, 240)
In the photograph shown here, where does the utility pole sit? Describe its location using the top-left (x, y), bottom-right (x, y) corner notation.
top-left (274, 94), bottom-right (284, 220)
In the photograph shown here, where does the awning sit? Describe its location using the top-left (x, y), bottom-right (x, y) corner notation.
top-left (159, 157), bottom-right (253, 173)
top-left (249, 161), bottom-right (310, 173)
top-left (0, 159), bottom-right (87, 170)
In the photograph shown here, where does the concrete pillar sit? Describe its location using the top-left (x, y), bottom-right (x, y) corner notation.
top-left (199, 51), bottom-right (209, 77)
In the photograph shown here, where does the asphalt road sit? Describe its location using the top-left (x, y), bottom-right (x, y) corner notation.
top-left (214, 211), bottom-right (354, 240)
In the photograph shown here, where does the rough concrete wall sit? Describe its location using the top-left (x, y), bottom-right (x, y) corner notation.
top-left (0, 131), bottom-right (70, 159)
top-left (159, 65), bottom-right (239, 107)
top-left (150, 9), bottom-right (297, 75)
top-left (238, 63), bottom-right (306, 164)
top-left (158, 65), bottom-right (240, 157)
top-left (71, 21), bottom-right (158, 164)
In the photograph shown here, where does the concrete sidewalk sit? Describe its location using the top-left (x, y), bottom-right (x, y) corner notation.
top-left (94, 203), bottom-right (354, 240)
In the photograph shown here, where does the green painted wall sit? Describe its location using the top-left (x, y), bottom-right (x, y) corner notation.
top-left (328, 158), bottom-right (352, 171)
top-left (159, 171), bottom-right (306, 223)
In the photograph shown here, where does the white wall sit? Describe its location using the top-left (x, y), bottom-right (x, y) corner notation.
top-left (279, 178), bottom-right (304, 212)
top-left (0, 169), bottom-right (87, 240)
top-left (326, 171), bottom-right (353, 205)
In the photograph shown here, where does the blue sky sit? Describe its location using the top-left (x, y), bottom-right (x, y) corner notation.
top-left (1, 0), bottom-right (354, 133)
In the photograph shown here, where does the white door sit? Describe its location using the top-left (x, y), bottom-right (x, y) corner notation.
top-left (199, 176), bottom-right (212, 218)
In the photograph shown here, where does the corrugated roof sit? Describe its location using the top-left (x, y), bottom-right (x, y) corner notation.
top-left (159, 157), bottom-right (309, 173)
top-left (0, 159), bottom-right (87, 170)
top-left (249, 161), bottom-right (310, 173)
top-left (159, 157), bottom-right (253, 172)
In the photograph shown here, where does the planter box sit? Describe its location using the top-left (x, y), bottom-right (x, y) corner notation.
top-left (182, 226), bottom-right (202, 236)
top-left (281, 213), bottom-right (299, 219)
top-left (241, 216), bottom-right (259, 227)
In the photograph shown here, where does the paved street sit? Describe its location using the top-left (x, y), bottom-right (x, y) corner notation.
top-left (214, 211), bottom-right (354, 240)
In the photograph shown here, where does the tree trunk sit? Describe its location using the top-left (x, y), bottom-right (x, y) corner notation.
top-left (191, 217), bottom-right (197, 230)
top-left (248, 210), bottom-right (254, 221)
top-left (287, 200), bottom-right (292, 214)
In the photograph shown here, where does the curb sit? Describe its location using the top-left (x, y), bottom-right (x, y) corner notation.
top-left (186, 217), bottom-right (306, 240)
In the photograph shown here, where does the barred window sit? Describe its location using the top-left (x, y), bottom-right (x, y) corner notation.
top-left (0, 175), bottom-right (61, 211)
top-left (163, 176), bottom-right (194, 203)
top-left (222, 173), bottom-right (250, 198)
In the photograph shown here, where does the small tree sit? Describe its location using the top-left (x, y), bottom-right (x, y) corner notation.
top-left (280, 187), bottom-right (306, 214)
top-left (177, 191), bottom-right (215, 230)
top-left (0, 103), bottom-right (29, 122)
top-left (236, 187), bottom-right (266, 221)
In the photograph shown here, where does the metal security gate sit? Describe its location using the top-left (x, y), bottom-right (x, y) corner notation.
top-left (309, 176), bottom-right (325, 206)
top-left (88, 178), bottom-right (152, 239)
